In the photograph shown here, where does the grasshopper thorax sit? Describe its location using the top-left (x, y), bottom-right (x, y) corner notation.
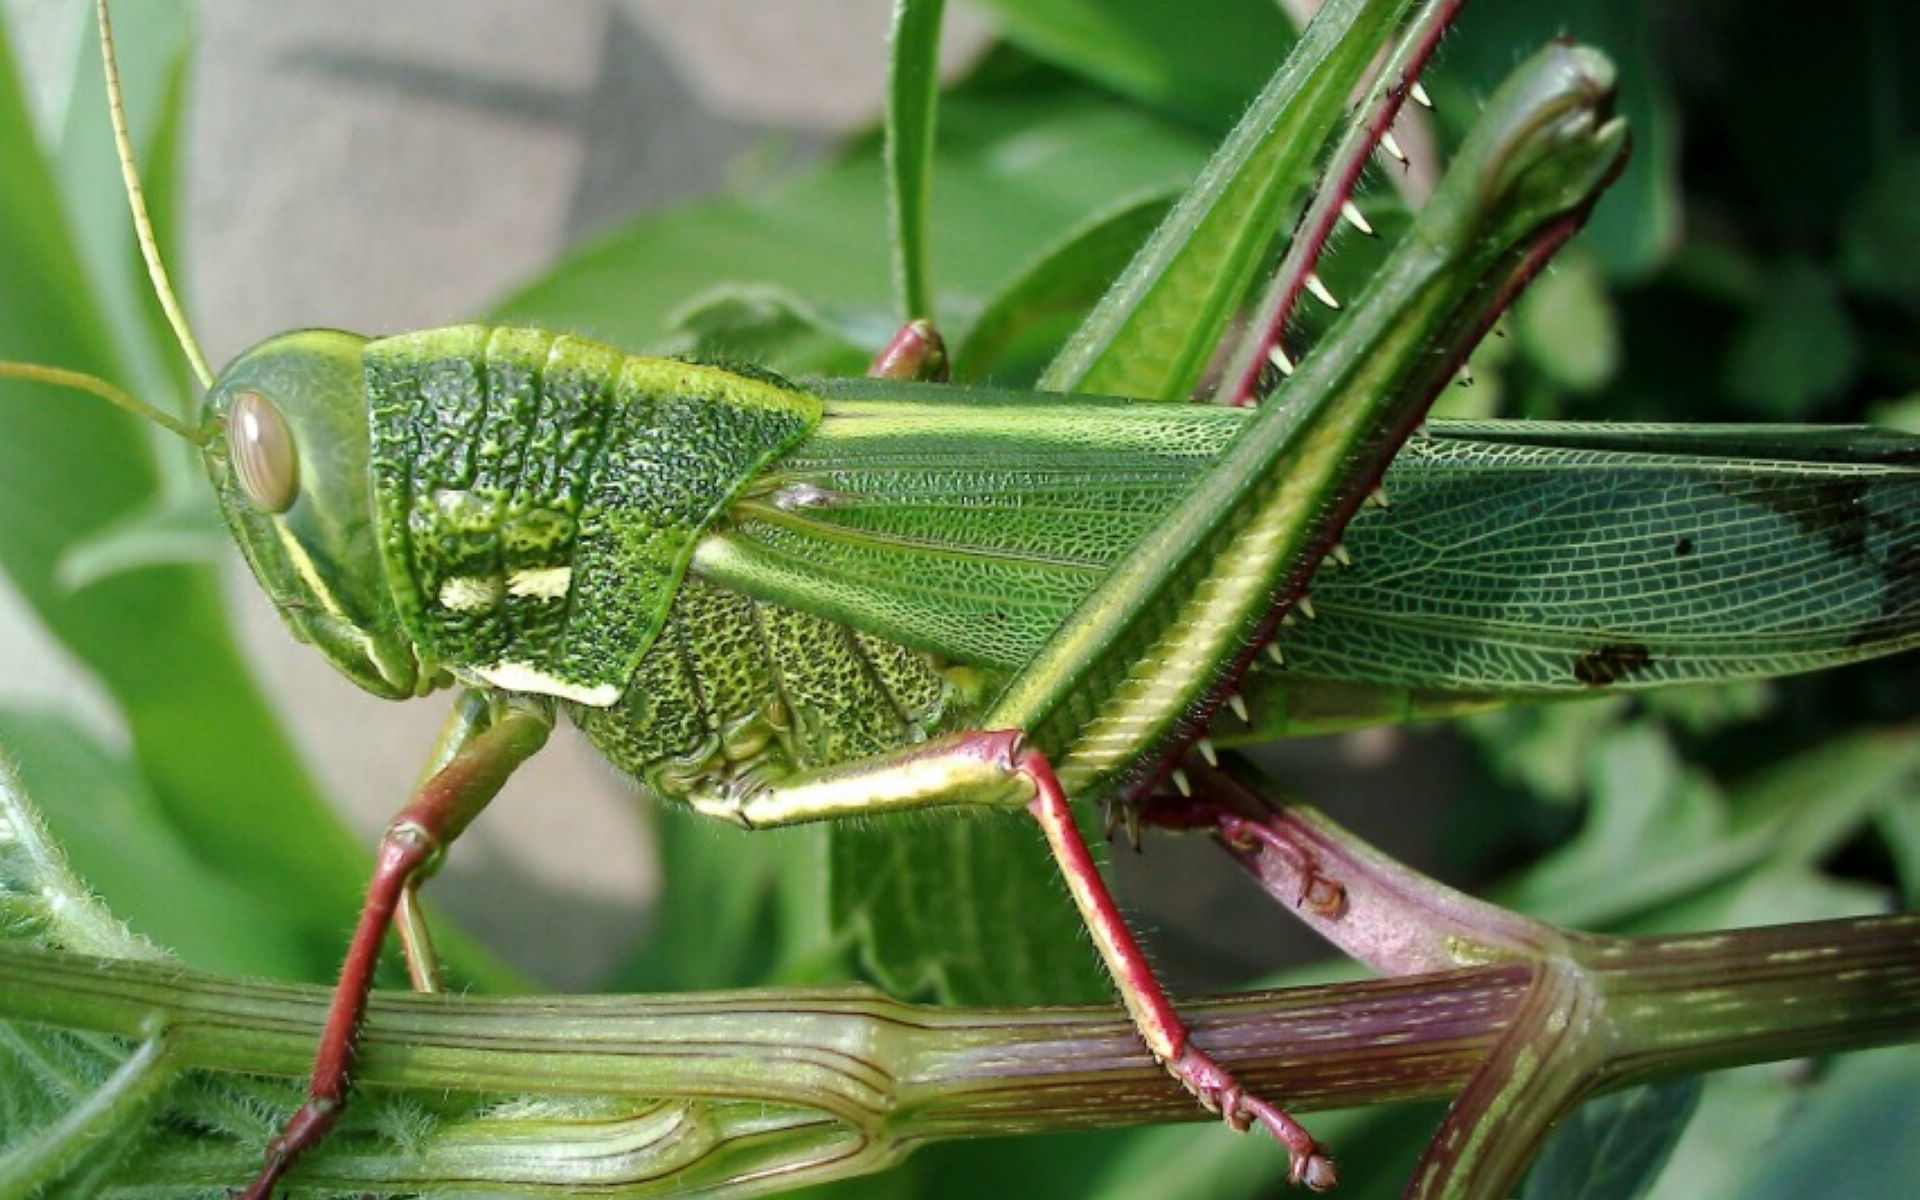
top-left (201, 329), bottom-right (430, 699)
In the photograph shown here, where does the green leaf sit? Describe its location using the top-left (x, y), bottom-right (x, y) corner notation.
top-left (668, 283), bottom-right (876, 378)
top-left (885, 0), bottom-right (947, 320)
top-left (0, 745), bottom-right (152, 960)
top-left (1515, 247), bottom-right (1620, 393)
top-left (1498, 729), bottom-right (1917, 930)
top-left (608, 815), bottom-right (840, 993)
top-left (965, 0), bottom-right (1295, 128)
top-left (0, 745), bottom-right (180, 1199)
top-left (1880, 792), bottom-right (1920, 905)
top-left (49, 0), bottom-right (199, 408)
top-left (54, 488), bottom-right (229, 589)
top-left (954, 190), bottom-right (1173, 381)
top-left (1726, 1047), bottom-right (1919, 1200)
top-left (495, 71), bottom-right (1208, 363)
top-left (830, 814), bottom-right (1108, 1005)
top-left (1840, 145), bottom-right (1920, 308)
top-left (1522, 1080), bottom-right (1702, 1200)
top-left (1723, 257), bottom-right (1861, 418)
top-left (0, 711), bottom-right (313, 976)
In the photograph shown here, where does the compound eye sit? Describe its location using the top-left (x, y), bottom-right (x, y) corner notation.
top-left (229, 389), bottom-right (299, 513)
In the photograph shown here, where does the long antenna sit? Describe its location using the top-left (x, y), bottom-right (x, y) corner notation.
top-left (95, 0), bottom-right (213, 389)
top-left (0, 361), bottom-right (209, 444)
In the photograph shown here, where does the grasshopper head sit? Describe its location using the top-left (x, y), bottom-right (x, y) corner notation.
top-left (201, 330), bottom-right (428, 699)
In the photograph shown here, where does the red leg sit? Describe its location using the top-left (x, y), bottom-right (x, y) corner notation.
top-left (1014, 744), bottom-right (1338, 1191)
top-left (1214, 811), bottom-right (1346, 918)
top-left (239, 701), bottom-right (550, 1200)
top-left (1137, 793), bottom-right (1346, 918)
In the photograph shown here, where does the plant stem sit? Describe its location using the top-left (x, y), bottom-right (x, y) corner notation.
top-left (0, 914), bottom-right (1912, 1143)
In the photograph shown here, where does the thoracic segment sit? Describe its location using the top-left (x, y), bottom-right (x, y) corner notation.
top-left (364, 324), bottom-right (820, 707)
top-left (571, 575), bottom-right (961, 807)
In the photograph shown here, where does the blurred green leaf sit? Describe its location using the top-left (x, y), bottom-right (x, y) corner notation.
top-left (1881, 794), bottom-right (1920, 905)
top-left (1840, 146), bottom-right (1920, 309)
top-left (608, 815), bottom-right (837, 993)
top-left (1723, 257), bottom-right (1861, 418)
top-left (964, 0), bottom-right (1294, 128)
top-left (1498, 729), bottom-right (1916, 930)
top-left (830, 815), bottom-right (1107, 1005)
top-left (1726, 1047), bottom-right (1919, 1200)
top-left (1522, 1080), bottom-right (1701, 1200)
top-left (0, 710), bottom-right (314, 976)
top-left (668, 283), bottom-right (876, 378)
top-left (1515, 247), bottom-right (1620, 394)
top-left (54, 489), bottom-right (228, 589)
top-left (494, 73), bottom-right (1209, 358)
top-left (955, 189), bottom-right (1172, 381)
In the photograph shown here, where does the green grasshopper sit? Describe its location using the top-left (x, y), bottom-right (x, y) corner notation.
top-left (0, 1), bottom-right (1914, 1196)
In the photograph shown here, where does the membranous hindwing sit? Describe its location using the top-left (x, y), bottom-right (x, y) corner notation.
top-left (364, 325), bottom-right (820, 707)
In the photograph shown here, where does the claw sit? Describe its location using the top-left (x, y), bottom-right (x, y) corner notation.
top-left (1170, 1042), bottom-right (1335, 1191)
top-left (1303, 874), bottom-right (1348, 919)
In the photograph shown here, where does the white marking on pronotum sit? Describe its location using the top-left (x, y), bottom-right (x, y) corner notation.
top-left (507, 566), bottom-right (573, 600)
top-left (438, 575), bottom-right (504, 612)
top-left (1304, 272), bottom-right (1341, 310)
top-left (476, 662), bottom-right (621, 707)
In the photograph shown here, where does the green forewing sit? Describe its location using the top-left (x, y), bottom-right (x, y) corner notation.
top-left (697, 380), bottom-right (1242, 672)
top-left (1282, 422), bottom-right (1920, 692)
top-left (367, 326), bottom-right (820, 703)
top-left (699, 397), bottom-right (1919, 707)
